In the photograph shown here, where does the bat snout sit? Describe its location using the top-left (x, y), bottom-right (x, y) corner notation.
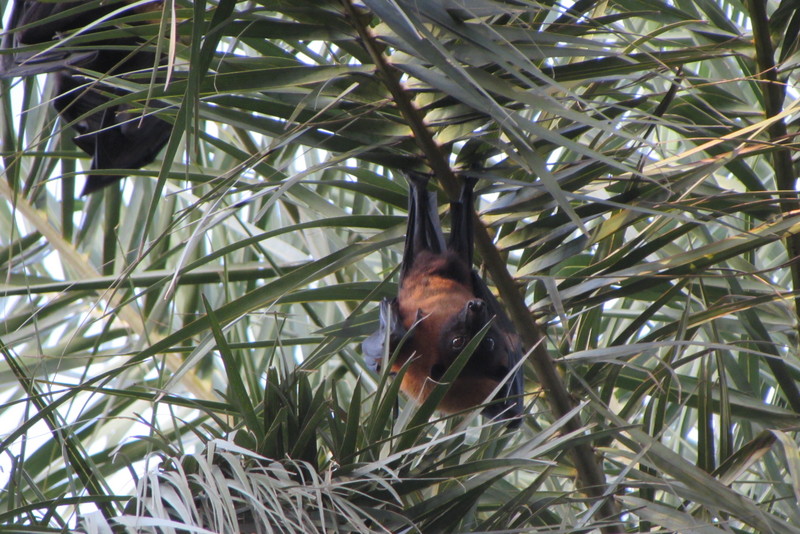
top-left (460, 298), bottom-right (488, 331)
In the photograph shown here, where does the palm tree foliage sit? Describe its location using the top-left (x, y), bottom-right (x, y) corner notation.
top-left (1, 0), bottom-right (800, 531)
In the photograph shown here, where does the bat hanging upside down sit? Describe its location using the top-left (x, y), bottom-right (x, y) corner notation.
top-left (363, 172), bottom-right (524, 427)
top-left (1, 0), bottom-right (172, 195)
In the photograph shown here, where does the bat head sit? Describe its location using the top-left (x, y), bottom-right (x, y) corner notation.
top-left (393, 291), bottom-right (517, 416)
top-left (430, 298), bottom-right (493, 380)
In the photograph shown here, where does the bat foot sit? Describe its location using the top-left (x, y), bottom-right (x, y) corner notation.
top-left (403, 170), bottom-right (432, 189)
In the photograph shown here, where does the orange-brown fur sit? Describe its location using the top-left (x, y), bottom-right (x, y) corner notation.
top-left (394, 251), bottom-right (484, 410)
top-left (361, 174), bottom-right (522, 425)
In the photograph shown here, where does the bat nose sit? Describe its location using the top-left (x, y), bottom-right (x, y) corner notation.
top-left (463, 299), bottom-right (488, 330)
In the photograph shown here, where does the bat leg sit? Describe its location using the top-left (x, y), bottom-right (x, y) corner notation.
top-left (362, 298), bottom-right (406, 371)
top-left (401, 171), bottom-right (446, 280)
top-left (448, 175), bottom-right (479, 266)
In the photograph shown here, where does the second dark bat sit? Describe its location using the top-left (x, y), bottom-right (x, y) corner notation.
top-left (1, 0), bottom-right (172, 195)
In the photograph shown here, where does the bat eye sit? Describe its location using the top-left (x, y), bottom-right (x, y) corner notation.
top-left (484, 337), bottom-right (495, 351)
top-left (451, 336), bottom-right (467, 350)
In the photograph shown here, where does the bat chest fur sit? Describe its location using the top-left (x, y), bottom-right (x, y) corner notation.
top-left (399, 275), bottom-right (473, 326)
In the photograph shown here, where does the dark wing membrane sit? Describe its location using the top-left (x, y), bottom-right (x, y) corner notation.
top-left (52, 71), bottom-right (172, 195)
top-left (471, 270), bottom-right (524, 425)
top-left (82, 109), bottom-right (172, 195)
top-left (361, 298), bottom-right (406, 371)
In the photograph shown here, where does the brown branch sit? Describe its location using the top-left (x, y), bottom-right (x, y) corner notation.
top-left (342, 1), bottom-right (621, 531)
top-left (748, 0), bottom-right (800, 412)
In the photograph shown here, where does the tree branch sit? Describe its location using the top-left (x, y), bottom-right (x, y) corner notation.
top-left (748, 0), bottom-right (800, 412)
top-left (343, 2), bottom-right (622, 531)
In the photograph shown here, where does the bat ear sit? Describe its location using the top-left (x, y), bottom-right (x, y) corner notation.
top-left (362, 298), bottom-right (406, 371)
